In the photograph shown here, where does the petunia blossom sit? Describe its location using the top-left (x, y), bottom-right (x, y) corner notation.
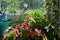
top-left (14, 28), bottom-right (20, 37)
top-left (29, 32), bottom-right (34, 38)
top-left (35, 29), bottom-right (43, 36)
top-left (22, 20), bottom-right (30, 31)
top-left (16, 24), bottom-right (20, 29)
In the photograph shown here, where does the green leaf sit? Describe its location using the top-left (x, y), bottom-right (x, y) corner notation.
top-left (51, 25), bottom-right (55, 29)
top-left (46, 5), bottom-right (49, 9)
top-left (45, 26), bottom-right (48, 29)
top-left (47, 29), bottom-right (49, 32)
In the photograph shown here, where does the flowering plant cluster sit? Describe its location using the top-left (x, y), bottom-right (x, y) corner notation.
top-left (4, 19), bottom-right (44, 40)
top-left (16, 20), bottom-right (44, 40)
top-left (3, 9), bottom-right (57, 40)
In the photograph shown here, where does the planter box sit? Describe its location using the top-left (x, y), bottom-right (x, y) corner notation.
top-left (0, 20), bottom-right (11, 40)
top-left (0, 21), bottom-right (11, 32)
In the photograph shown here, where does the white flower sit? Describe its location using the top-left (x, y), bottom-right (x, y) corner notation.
top-left (23, 3), bottom-right (28, 8)
top-left (5, 29), bottom-right (9, 32)
top-left (8, 27), bottom-right (11, 29)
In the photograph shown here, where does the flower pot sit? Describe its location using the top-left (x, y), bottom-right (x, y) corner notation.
top-left (0, 21), bottom-right (11, 31)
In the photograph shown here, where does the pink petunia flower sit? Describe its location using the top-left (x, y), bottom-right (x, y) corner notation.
top-left (22, 20), bottom-right (30, 31)
top-left (35, 29), bottom-right (43, 36)
top-left (16, 24), bottom-right (20, 29)
top-left (29, 32), bottom-right (34, 38)
top-left (14, 28), bottom-right (20, 37)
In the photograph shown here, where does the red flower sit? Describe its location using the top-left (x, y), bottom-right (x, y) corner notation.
top-left (23, 25), bottom-right (30, 31)
top-left (23, 26), bottom-right (30, 31)
top-left (22, 20), bottom-right (30, 31)
top-left (14, 28), bottom-right (20, 37)
top-left (16, 24), bottom-right (20, 29)
top-left (35, 29), bottom-right (43, 36)
top-left (22, 23), bottom-right (30, 31)
top-left (29, 32), bottom-right (34, 38)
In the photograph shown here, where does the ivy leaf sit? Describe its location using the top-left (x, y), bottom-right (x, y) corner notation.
top-left (44, 26), bottom-right (48, 29)
top-left (51, 25), bottom-right (55, 29)
top-left (45, 5), bottom-right (49, 9)
top-left (47, 29), bottom-right (49, 32)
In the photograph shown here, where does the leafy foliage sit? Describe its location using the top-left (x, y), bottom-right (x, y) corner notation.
top-left (27, 9), bottom-right (48, 29)
top-left (6, 30), bottom-right (15, 40)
